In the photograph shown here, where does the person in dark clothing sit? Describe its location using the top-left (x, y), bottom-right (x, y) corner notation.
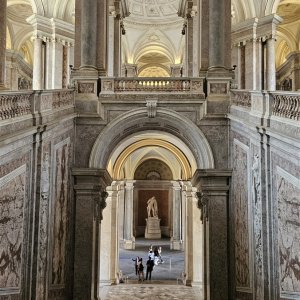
top-left (132, 256), bottom-right (139, 275)
top-left (145, 258), bottom-right (154, 280)
top-left (138, 258), bottom-right (144, 281)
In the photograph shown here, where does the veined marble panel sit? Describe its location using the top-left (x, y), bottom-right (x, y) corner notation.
top-left (51, 138), bottom-right (70, 286)
top-left (277, 167), bottom-right (300, 297)
top-left (251, 150), bottom-right (264, 299)
top-left (0, 165), bottom-right (26, 289)
top-left (233, 139), bottom-right (251, 290)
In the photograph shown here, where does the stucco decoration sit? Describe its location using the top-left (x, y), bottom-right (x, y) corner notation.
top-left (233, 140), bottom-right (250, 289)
top-left (0, 165), bottom-right (26, 289)
top-left (277, 167), bottom-right (300, 295)
top-left (51, 139), bottom-right (70, 285)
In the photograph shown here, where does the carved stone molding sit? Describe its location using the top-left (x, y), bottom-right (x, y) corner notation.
top-left (94, 191), bottom-right (109, 222)
top-left (196, 191), bottom-right (209, 223)
top-left (146, 98), bottom-right (157, 118)
top-left (77, 82), bottom-right (95, 94)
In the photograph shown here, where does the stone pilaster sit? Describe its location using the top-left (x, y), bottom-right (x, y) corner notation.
top-left (100, 182), bottom-right (120, 286)
top-left (46, 38), bottom-right (64, 89)
top-left (107, 6), bottom-right (121, 77)
top-left (123, 181), bottom-right (135, 249)
top-left (256, 14), bottom-right (282, 90)
top-left (0, 0), bottom-right (7, 89)
top-left (192, 169), bottom-right (232, 300)
top-left (199, 0), bottom-right (209, 73)
top-left (266, 37), bottom-right (276, 91)
top-left (81, 0), bottom-right (97, 68)
top-left (208, 0), bottom-right (231, 69)
top-left (171, 181), bottom-right (182, 250)
top-left (32, 36), bottom-right (44, 90)
top-left (182, 182), bottom-right (203, 288)
top-left (122, 63), bottom-right (137, 77)
top-left (96, 0), bottom-right (108, 75)
top-left (73, 168), bottom-right (112, 300)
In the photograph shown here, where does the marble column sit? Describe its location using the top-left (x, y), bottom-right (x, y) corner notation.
top-left (171, 181), bottom-right (182, 250)
top-left (32, 36), bottom-right (43, 90)
top-left (182, 182), bottom-right (203, 288)
top-left (208, 0), bottom-right (231, 69)
top-left (0, 0), bottom-right (7, 89)
top-left (73, 169), bottom-right (112, 300)
top-left (96, 0), bottom-right (108, 75)
top-left (81, 0), bottom-right (97, 68)
top-left (118, 182), bottom-right (125, 242)
top-left (100, 183), bottom-right (119, 286)
top-left (45, 38), bottom-right (63, 89)
top-left (266, 38), bottom-right (276, 91)
top-left (123, 181), bottom-right (135, 249)
top-left (107, 9), bottom-right (121, 77)
top-left (186, 15), bottom-right (194, 77)
top-left (199, 0), bottom-right (209, 73)
top-left (192, 169), bottom-right (232, 299)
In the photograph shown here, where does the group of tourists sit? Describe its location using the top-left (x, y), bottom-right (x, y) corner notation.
top-left (132, 245), bottom-right (164, 282)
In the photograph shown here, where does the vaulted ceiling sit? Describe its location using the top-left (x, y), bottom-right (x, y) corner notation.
top-left (6, 0), bottom-right (300, 70)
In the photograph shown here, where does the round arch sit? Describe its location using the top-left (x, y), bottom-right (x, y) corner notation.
top-left (112, 139), bottom-right (192, 180)
top-left (89, 107), bottom-right (215, 173)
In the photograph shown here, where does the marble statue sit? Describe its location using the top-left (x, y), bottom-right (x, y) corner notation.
top-left (147, 196), bottom-right (158, 218)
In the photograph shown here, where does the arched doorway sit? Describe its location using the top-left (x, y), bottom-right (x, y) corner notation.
top-left (73, 107), bottom-right (231, 299)
top-left (88, 108), bottom-right (214, 289)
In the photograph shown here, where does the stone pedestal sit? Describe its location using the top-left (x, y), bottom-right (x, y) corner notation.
top-left (145, 217), bottom-right (161, 239)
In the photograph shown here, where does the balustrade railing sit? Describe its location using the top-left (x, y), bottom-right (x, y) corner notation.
top-left (0, 92), bottom-right (31, 120)
top-left (101, 77), bottom-right (204, 94)
top-left (231, 90), bottom-right (251, 108)
top-left (270, 92), bottom-right (300, 121)
top-left (230, 89), bottom-right (300, 121)
top-left (0, 89), bottom-right (75, 121)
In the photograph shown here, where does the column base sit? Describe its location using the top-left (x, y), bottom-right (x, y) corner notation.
top-left (170, 238), bottom-right (183, 250)
top-left (123, 239), bottom-right (135, 250)
top-left (0, 83), bottom-right (8, 90)
top-left (99, 279), bottom-right (116, 287)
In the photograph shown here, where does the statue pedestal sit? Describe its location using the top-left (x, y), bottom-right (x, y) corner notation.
top-left (145, 217), bottom-right (161, 239)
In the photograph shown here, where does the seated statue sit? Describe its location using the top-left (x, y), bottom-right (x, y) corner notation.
top-left (147, 196), bottom-right (158, 218)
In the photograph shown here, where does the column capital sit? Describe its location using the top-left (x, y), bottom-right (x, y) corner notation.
top-left (191, 169), bottom-right (232, 194)
top-left (73, 168), bottom-right (113, 192)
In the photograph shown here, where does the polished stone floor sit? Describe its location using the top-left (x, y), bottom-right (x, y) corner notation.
top-left (99, 238), bottom-right (202, 299)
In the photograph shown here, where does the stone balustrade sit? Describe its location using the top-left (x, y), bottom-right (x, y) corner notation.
top-left (100, 77), bottom-right (204, 94)
top-left (0, 89), bottom-right (75, 121)
top-left (0, 92), bottom-right (32, 120)
top-left (231, 90), bottom-right (251, 108)
top-left (231, 89), bottom-right (300, 121)
top-left (270, 91), bottom-right (300, 121)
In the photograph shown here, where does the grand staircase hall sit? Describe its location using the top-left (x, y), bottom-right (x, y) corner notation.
top-left (0, 0), bottom-right (299, 300)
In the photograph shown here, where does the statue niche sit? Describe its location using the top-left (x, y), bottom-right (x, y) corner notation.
top-left (145, 196), bottom-right (161, 239)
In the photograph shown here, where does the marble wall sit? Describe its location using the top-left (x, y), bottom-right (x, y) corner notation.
top-left (51, 139), bottom-right (70, 286)
top-left (232, 139), bottom-right (251, 289)
top-left (0, 165), bottom-right (26, 290)
top-left (276, 166), bottom-right (300, 297)
top-left (230, 103), bottom-right (300, 300)
top-left (0, 111), bottom-right (75, 300)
